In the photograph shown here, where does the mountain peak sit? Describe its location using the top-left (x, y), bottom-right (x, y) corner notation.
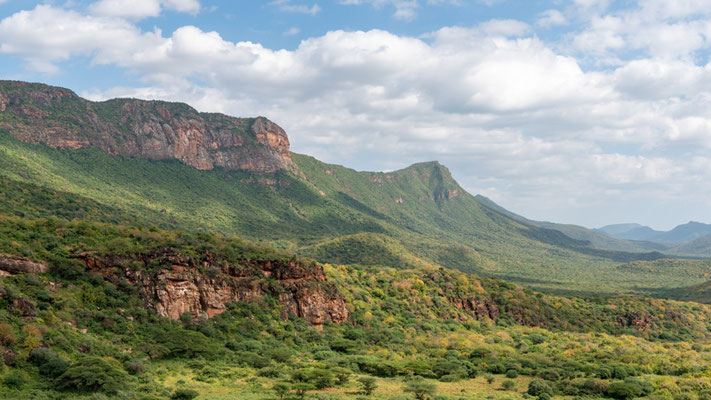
top-left (0, 80), bottom-right (295, 173)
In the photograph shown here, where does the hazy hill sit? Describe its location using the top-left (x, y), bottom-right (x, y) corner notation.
top-left (476, 196), bottom-right (670, 254)
top-left (599, 221), bottom-right (711, 243)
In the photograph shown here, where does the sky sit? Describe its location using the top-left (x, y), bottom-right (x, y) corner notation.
top-left (1, 0), bottom-right (711, 230)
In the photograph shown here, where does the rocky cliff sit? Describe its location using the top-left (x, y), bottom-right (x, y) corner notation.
top-left (0, 81), bottom-right (295, 173)
top-left (74, 250), bottom-right (348, 328)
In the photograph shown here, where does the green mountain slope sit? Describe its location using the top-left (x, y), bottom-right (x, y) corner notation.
top-left (2, 81), bottom-right (710, 296)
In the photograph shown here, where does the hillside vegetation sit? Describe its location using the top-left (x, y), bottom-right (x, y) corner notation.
top-left (3, 130), bottom-right (706, 295)
top-left (2, 217), bottom-right (711, 399)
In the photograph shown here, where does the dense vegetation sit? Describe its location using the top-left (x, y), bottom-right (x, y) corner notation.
top-left (3, 218), bottom-right (711, 399)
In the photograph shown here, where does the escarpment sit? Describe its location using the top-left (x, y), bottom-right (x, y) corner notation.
top-left (0, 81), bottom-right (295, 173)
top-left (74, 250), bottom-right (348, 328)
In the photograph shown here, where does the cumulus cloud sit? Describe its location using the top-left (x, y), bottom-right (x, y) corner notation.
top-left (536, 9), bottom-right (567, 28)
top-left (4, 1), bottom-right (711, 228)
top-left (270, 0), bottom-right (321, 15)
top-left (89, 0), bottom-right (200, 19)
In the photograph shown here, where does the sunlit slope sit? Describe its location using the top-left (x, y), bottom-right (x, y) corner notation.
top-left (1, 131), bottom-right (703, 295)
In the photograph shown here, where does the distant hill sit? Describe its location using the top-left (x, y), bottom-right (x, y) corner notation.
top-left (476, 196), bottom-right (670, 254)
top-left (599, 221), bottom-right (711, 244)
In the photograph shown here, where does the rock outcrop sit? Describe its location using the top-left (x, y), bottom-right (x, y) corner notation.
top-left (0, 254), bottom-right (49, 276)
top-left (75, 250), bottom-right (348, 328)
top-left (0, 81), bottom-right (295, 173)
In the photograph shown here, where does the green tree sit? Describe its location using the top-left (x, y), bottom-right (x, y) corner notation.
top-left (502, 380), bottom-right (516, 391)
top-left (358, 376), bottom-right (377, 395)
top-left (272, 382), bottom-right (290, 400)
top-left (292, 383), bottom-right (315, 400)
top-left (58, 356), bottom-right (129, 392)
top-left (403, 377), bottom-right (437, 400)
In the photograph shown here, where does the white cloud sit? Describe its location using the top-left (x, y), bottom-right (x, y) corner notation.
top-left (536, 9), bottom-right (567, 28)
top-left (271, 0), bottom-right (321, 15)
top-left (89, 0), bottom-right (200, 19)
top-left (339, 0), bottom-right (418, 21)
top-left (283, 27), bottom-right (301, 36)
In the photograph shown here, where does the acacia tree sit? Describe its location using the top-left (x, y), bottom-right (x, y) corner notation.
top-left (358, 376), bottom-right (377, 396)
top-left (58, 356), bottom-right (129, 392)
top-left (403, 377), bottom-right (437, 400)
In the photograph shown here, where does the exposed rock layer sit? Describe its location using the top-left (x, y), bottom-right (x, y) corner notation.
top-left (0, 81), bottom-right (295, 173)
top-left (0, 254), bottom-right (49, 276)
top-left (75, 250), bottom-right (348, 328)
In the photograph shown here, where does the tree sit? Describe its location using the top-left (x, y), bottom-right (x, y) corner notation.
top-left (358, 376), bottom-right (377, 395)
top-left (403, 377), bottom-right (437, 400)
top-left (58, 356), bottom-right (129, 392)
top-left (292, 383), bottom-right (315, 400)
top-left (272, 382), bottom-right (290, 400)
top-left (485, 374), bottom-right (495, 384)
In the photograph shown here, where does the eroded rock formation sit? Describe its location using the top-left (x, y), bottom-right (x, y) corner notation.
top-left (0, 81), bottom-right (295, 173)
top-left (0, 254), bottom-right (49, 276)
top-left (75, 250), bottom-right (348, 328)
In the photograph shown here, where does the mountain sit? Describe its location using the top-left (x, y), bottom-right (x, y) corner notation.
top-left (4, 81), bottom-right (711, 399)
top-left (2, 80), bottom-right (707, 298)
top-left (0, 80), bottom-right (294, 173)
top-left (599, 221), bottom-right (711, 243)
top-left (477, 196), bottom-right (670, 254)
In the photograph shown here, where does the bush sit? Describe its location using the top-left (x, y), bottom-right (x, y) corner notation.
top-left (171, 389), bottom-right (198, 400)
top-left (40, 357), bottom-right (70, 378)
top-left (58, 356), bottom-right (130, 392)
top-left (126, 359), bottom-right (146, 375)
top-left (506, 369), bottom-right (519, 378)
top-left (0, 323), bottom-right (16, 346)
top-left (528, 379), bottom-right (553, 397)
top-left (502, 380), bottom-right (516, 390)
top-left (2, 373), bottom-right (24, 389)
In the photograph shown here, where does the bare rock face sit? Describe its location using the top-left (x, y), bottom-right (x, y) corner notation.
top-left (76, 250), bottom-right (348, 328)
top-left (0, 81), bottom-right (296, 174)
top-left (450, 297), bottom-right (500, 321)
top-left (0, 254), bottom-right (49, 276)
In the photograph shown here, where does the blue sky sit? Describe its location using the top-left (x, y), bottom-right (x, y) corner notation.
top-left (2, 0), bottom-right (711, 230)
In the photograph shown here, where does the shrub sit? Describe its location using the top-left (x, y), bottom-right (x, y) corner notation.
top-left (528, 379), bottom-right (553, 397)
top-left (40, 357), bottom-right (70, 378)
top-left (502, 380), bottom-right (516, 390)
top-left (2, 373), bottom-right (24, 389)
top-left (171, 389), bottom-right (198, 400)
top-left (125, 359), bottom-right (146, 375)
top-left (506, 369), bottom-right (519, 378)
top-left (0, 323), bottom-right (16, 346)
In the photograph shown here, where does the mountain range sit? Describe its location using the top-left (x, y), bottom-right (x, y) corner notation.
top-left (2, 80), bottom-right (698, 296)
top-left (598, 221), bottom-right (711, 243)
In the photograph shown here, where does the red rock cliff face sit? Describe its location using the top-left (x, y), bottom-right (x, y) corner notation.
top-left (0, 81), bottom-right (295, 173)
top-left (75, 250), bottom-right (348, 328)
